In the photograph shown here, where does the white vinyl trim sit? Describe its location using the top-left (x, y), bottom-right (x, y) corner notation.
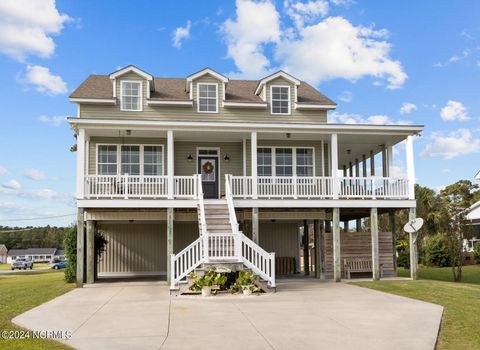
top-left (109, 66), bottom-right (153, 81)
top-left (70, 98), bottom-right (116, 104)
top-left (147, 99), bottom-right (193, 106)
top-left (295, 103), bottom-right (337, 110)
top-left (196, 147), bottom-right (221, 197)
top-left (223, 101), bottom-right (267, 108)
top-left (255, 71), bottom-right (301, 95)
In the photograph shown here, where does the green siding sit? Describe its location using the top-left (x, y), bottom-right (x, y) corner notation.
top-left (79, 72), bottom-right (328, 124)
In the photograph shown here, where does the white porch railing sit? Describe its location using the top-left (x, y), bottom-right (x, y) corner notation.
top-left (84, 174), bottom-right (198, 199)
top-left (229, 175), bottom-right (409, 200)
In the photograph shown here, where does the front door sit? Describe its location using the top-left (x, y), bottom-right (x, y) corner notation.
top-left (198, 156), bottom-right (219, 198)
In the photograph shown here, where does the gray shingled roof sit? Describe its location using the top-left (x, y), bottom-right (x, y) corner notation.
top-left (70, 75), bottom-right (336, 106)
top-left (7, 248), bottom-right (61, 256)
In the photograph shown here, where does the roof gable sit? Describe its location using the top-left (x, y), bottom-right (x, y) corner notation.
top-left (186, 68), bottom-right (228, 93)
top-left (110, 65), bottom-right (153, 81)
top-left (255, 71), bottom-right (301, 95)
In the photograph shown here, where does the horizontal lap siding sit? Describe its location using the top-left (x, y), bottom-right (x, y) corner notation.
top-left (79, 73), bottom-right (327, 124)
top-left (323, 231), bottom-right (394, 279)
top-left (174, 141), bottom-right (243, 192)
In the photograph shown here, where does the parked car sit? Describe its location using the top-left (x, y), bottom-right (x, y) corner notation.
top-left (11, 258), bottom-right (34, 270)
top-left (51, 261), bottom-right (68, 270)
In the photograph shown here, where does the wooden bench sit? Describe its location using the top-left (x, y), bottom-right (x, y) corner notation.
top-left (343, 258), bottom-right (383, 279)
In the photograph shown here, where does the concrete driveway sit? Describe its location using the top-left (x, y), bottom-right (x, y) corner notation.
top-left (13, 279), bottom-right (443, 350)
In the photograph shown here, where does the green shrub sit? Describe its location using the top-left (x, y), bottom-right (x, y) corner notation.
top-left (474, 243), bottom-right (480, 264)
top-left (422, 233), bottom-right (451, 267)
top-left (63, 227), bottom-right (77, 283)
top-left (396, 240), bottom-right (410, 269)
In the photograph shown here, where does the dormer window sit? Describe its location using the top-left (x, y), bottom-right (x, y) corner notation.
top-left (197, 83), bottom-right (218, 113)
top-left (271, 86), bottom-right (290, 115)
top-left (121, 81), bottom-right (142, 111)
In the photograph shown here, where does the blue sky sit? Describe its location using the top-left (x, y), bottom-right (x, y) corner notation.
top-left (0, 0), bottom-right (479, 227)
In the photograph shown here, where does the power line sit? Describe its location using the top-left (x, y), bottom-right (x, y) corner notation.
top-left (0, 213), bottom-right (76, 222)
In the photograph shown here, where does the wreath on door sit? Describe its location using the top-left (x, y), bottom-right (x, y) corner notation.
top-left (202, 161), bottom-right (214, 174)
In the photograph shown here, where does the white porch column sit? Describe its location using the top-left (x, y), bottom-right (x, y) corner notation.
top-left (252, 207), bottom-right (259, 244)
top-left (405, 136), bottom-right (415, 200)
top-left (331, 134), bottom-right (339, 199)
top-left (251, 131), bottom-right (258, 199)
top-left (242, 137), bottom-right (247, 177)
top-left (76, 128), bottom-right (85, 199)
top-left (167, 130), bottom-right (174, 199)
top-left (86, 220), bottom-right (95, 284)
top-left (370, 208), bottom-right (380, 280)
top-left (76, 208), bottom-right (84, 287)
top-left (332, 208), bottom-right (341, 282)
top-left (167, 207), bottom-right (174, 284)
top-left (387, 144), bottom-right (393, 177)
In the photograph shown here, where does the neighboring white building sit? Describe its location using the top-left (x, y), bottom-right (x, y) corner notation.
top-left (0, 244), bottom-right (7, 263)
top-left (465, 169), bottom-right (480, 251)
top-left (7, 248), bottom-right (65, 263)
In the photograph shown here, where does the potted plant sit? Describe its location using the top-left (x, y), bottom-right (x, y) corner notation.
top-left (189, 268), bottom-right (227, 296)
top-left (234, 270), bottom-right (260, 295)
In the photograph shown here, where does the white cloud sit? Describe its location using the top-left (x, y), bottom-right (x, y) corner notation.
top-left (172, 20), bottom-right (192, 49)
top-left (329, 111), bottom-right (410, 125)
top-left (0, 0), bottom-right (70, 61)
top-left (20, 188), bottom-right (58, 199)
top-left (222, 0), bottom-right (281, 78)
top-left (399, 102), bottom-right (417, 115)
top-left (276, 17), bottom-right (407, 88)
top-left (338, 90), bottom-right (352, 102)
top-left (284, 0), bottom-right (329, 29)
top-left (440, 100), bottom-right (470, 121)
top-left (434, 49), bottom-right (470, 68)
top-left (38, 115), bottom-right (67, 126)
top-left (3, 179), bottom-right (21, 190)
top-left (0, 166), bottom-right (6, 176)
top-left (421, 129), bottom-right (480, 160)
top-left (24, 168), bottom-right (47, 181)
top-left (22, 65), bottom-right (67, 95)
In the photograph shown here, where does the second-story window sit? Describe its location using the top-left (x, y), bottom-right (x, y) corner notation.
top-left (271, 86), bottom-right (290, 115)
top-left (197, 83), bottom-right (218, 113)
top-left (121, 81), bottom-right (142, 111)
top-left (98, 145), bottom-right (118, 175)
top-left (144, 146), bottom-right (163, 175)
top-left (121, 146), bottom-right (140, 175)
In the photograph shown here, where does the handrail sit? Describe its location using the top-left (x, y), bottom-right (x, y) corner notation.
top-left (225, 174), bottom-right (240, 234)
top-left (240, 233), bottom-right (276, 287)
top-left (197, 174), bottom-right (208, 235)
top-left (170, 236), bottom-right (204, 289)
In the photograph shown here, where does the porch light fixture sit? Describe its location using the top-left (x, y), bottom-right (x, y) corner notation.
top-left (126, 129), bottom-right (131, 136)
top-left (286, 133), bottom-right (291, 139)
top-left (223, 154), bottom-right (230, 162)
top-left (347, 149), bottom-right (351, 155)
top-left (187, 154), bottom-right (193, 162)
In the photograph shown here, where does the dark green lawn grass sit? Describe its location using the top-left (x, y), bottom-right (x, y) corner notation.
top-left (0, 269), bottom-right (75, 349)
top-left (354, 264), bottom-right (480, 350)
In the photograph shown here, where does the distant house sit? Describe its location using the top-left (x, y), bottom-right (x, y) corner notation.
top-left (6, 248), bottom-right (65, 263)
top-left (0, 244), bottom-right (7, 263)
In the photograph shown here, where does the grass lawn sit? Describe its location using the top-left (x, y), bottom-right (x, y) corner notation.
top-left (0, 269), bottom-right (75, 349)
top-left (354, 266), bottom-right (480, 350)
top-left (398, 264), bottom-right (480, 284)
top-left (0, 263), bottom-right (51, 270)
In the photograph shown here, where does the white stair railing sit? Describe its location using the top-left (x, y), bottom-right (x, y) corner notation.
top-left (197, 174), bottom-right (208, 236)
top-left (170, 237), bottom-right (204, 289)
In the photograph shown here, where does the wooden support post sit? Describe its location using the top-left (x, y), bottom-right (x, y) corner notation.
top-left (370, 208), bottom-right (380, 280)
top-left (314, 220), bottom-right (325, 279)
top-left (389, 210), bottom-right (397, 274)
top-left (76, 208), bottom-right (85, 287)
top-left (362, 154), bottom-right (367, 177)
top-left (167, 207), bottom-right (174, 284)
top-left (252, 207), bottom-right (259, 244)
top-left (409, 208), bottom-right (418, 280)
top-left (251, 131), bottom-right (258, 199)
top-left (303, 220), bottom-right (310, 275)
top-left (167, 130), bottom-right (174, 199)
top-left (381, 146), bottom-right (387, 177)
top-left (355, 158), bottom-right (359, 177)
top-left (332, 208), bottom-right (341, 282)
top-left (370, 150), bottom-right (375, 176)
top-left (86, 220), bottom-right (95, 284)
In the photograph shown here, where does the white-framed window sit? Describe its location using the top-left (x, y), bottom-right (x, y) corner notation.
top-left (270, 85), bottom-right (290, 115)
top-left (121, 145), bottom-right (140, 175)
top-left (197, 83), bottom-right (218, 113)
top-left (257, 147), bottom-right (315, 177)
top-left (257, 148), bottom-right (273, 176)
top-left (98, 145), bottom-right (118, 175)
top-left (296, 148), bottom-right (314, 176)
top-left (144, 146), bottom-right (163, 175)
top-left (120, 80), bottom-right (142, 111)
top-left (97, 144), bottom-right (163, 176)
